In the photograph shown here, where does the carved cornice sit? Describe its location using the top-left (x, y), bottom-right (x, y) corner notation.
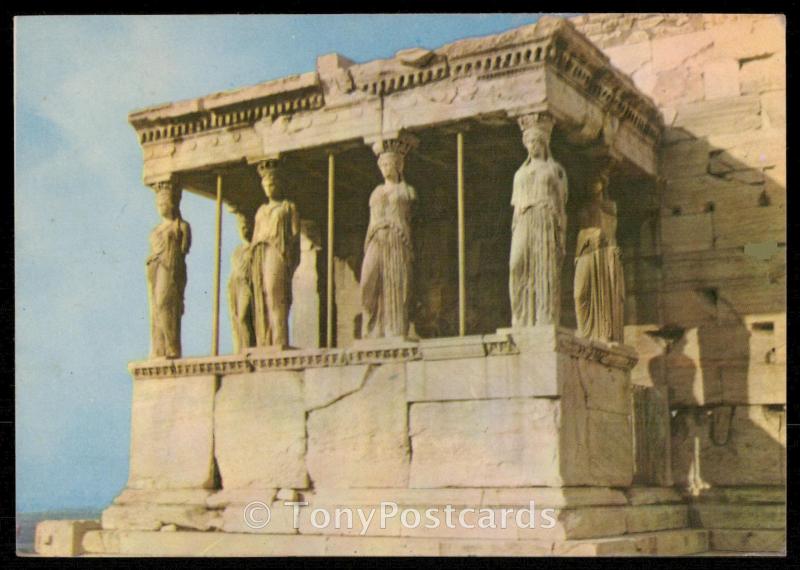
top-left (131, 86), bottom-right (324, 146)
top-left (546, 27), bottom-right (662, 143)
top-left (127, 18), bottom-right (662, 152)
top-left (128, 329), bottom-right (636, 380)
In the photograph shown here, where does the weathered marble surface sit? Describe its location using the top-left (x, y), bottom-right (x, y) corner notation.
top-left (360, 135), bottom-right (418, 339)
top-left (146, 181), bottom-right (190, 359)
top-left (574, 169), bottom-right (625, 343)
top-left (126, 375), bottom-right (216, 490)
top-left (228, 210), bottom-right (255, 353)
top-left (251, 160), bottom-right (300, 348)
top-left (509, 114), bottom-right (568, 328)
top-left (35, 520), bottom-right (101, 557)
top-left (671, 404), bottom-right (785, 488)
top-left (214, 371), bottom-right (308, 489)
top-left (307, 363), bottom-right (411, 488)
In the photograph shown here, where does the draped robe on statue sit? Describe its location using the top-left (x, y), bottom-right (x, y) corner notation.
top-left (146, 218), bottom-right (191, 358)
top-left (250, 200), bottom-right (299, 347)
top-left (360, 181), bottom-right (415, 338)
top-left (509, 156), bottom-right (568, 327)
top-left (228, 242), bottom-right (255, 352)
top-left (573, 201), bottom-right (625, 342)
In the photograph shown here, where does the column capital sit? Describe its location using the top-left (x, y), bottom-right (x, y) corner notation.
top-left (143, 172), bottom-right (176, 188)
top-left (148, 177), bottom-right (181, 197)
top-left (364, 131), bottom-right (419, 157)
top-left (515, 112), bottom-right (555, 138)
top-left (246, 154), bottom-right (281, 167)
top-left (506, 104), bottom-right (549, 121)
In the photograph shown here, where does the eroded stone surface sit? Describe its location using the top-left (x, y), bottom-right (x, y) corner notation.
top-left (218, 501), bottom-right (299, 534)
top-left (101, 504), bottom-right (216, 531)
top-left (671, 405), bottom-right (784, 487)
top-left (128, 375), bottom-right (216, 490)
top-left (34, 520), bottom-right (101, 557)
top-left (689, 504), bottom-right (785, 530)
top-left (304, 364), bottom-right (371, 410)
top-left (409, 398), bottom-right (561, 487)
top-left (710, 529), bottom-right (785, 553)
top-left (114, 489), bottom-right (213, 506)
top-left (307, 363), bottom-right (410, 487)
top-left (626, 505), bottom-right (688, 533)
top-left (214, 371), bottom-right (307, 489)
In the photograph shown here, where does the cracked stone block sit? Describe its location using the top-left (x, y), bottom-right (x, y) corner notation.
top-left (304, 364), bottom-right (371, 410)
top-left (306, 363), bottom-right (410, 487)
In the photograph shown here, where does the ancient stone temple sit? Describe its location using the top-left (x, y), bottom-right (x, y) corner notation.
top-left (35, 14), bottom-right (786, 556)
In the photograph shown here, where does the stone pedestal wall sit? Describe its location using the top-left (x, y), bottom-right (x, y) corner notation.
top-left (96, 328), bottom-right (672, 551)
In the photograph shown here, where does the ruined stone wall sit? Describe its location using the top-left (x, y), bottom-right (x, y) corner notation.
top-left (573, 13), bottom-right (786, 551)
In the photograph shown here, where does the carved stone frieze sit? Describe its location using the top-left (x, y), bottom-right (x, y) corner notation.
top-left (128, 328), bottom-right (636, 380)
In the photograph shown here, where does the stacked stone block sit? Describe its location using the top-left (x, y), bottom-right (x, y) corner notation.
top-left (575, 13), bottom-right (786, 551)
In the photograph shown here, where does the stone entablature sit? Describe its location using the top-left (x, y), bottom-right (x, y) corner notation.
top-left (129, 72), bottom-right (324, 145)
top-left (128, 17), bottom-right (663, 185)
top-left (128, 327), bottom-right (638, 380)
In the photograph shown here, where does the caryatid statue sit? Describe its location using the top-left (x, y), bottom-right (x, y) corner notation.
top-left (509, 113), bottom-right (568, 328)
top-left (250, 160), bottom-right (300, 348)
top-left (573, 166), bottom-right (625, 343)
top-left (146, 180), bottom-right (191, 359)
top-left (360, 134), bottom-right (419, 339)
top-left (228, 208), bottom-right (256, 353)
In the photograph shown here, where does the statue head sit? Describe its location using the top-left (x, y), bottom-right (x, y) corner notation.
top-left (154, 181), bottom-right (180, 220)
top-left (377, 152), bottom-right (404, 183)
top-left (257, 160), bottom-right (282, 200)
top-left (372, 134), bottom-right (418, 184)
top-left (522, 129), bottom-right (550, 160)
top-left (518, 113), bottom-right (554, 161)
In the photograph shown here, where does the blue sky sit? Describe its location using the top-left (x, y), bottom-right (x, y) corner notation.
top-left (15, 14), bottom-right (553, 512)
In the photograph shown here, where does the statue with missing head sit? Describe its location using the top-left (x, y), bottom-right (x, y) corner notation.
top-left (228, 208), bottom-right (256, 352)
top-left (573, 166), bottom-right (625, 343)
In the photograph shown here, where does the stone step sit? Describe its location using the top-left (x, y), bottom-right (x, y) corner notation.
top-left (81, 528), bottom-right (709, 557)
top-left (100, 501), bottom-right (689, 541)
top-left (555, 529), bottom-right (709, 556)
top-left (709, 529), bottom-right (786, 553)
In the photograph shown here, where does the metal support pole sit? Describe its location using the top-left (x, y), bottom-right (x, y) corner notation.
top-left (457, 132), bottom-right (466, 337)
top-left (211, 173), bottom-right (223, 356)
top-left (326, 152), bottom-right (335, 348)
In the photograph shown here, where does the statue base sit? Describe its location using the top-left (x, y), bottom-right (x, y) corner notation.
top-left (37, 327), bottom-right (708, 556)
top-left (350, 335), bottom-right (418, 350)
top-left (246, 344), bottom-right (293, 354)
